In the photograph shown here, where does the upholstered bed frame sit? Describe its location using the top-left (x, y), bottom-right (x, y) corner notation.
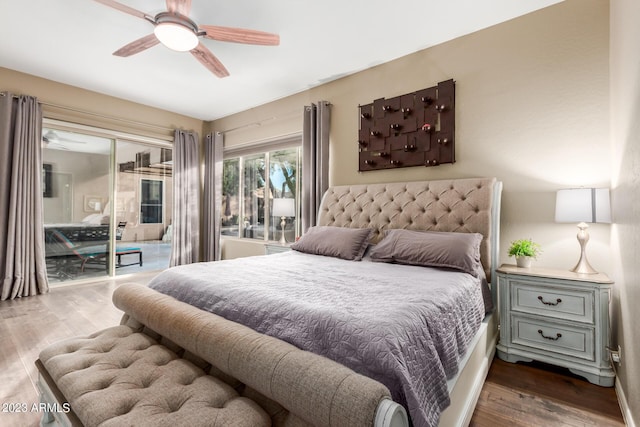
top-left (318, 177), bottom-right (502, 426)
top-left (36, 177), bottom-right (502, 427)
top-left (318, 178), bottom-right (501, 289)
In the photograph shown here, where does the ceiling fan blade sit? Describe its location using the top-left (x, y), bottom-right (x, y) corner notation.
top-left (166, 0), bottom-right (192, 16)
top-left (201, 25), bottom-right (280, 46)
top-left (191, 42), bottom-right (229, 78)
top-left (94, 0), bottom-right (150, 20)
top-left (42, 130), bottom-right (87, 144)
top-left (58, 137), bottom-right (87, 145)
top-left (42, 139), bottom-right (70, 151)
top-left (48, 144), bottom-right (70, 151)
top-left (113, 34), bottom-right (160, 57)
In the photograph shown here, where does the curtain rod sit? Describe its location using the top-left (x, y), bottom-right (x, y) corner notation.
top-left (1, 91), bottom-right (174, 134)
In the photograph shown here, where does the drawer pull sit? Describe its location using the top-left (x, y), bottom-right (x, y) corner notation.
top-left (538, 296), bottom-right (562, 306)
top-left (538, 329), bottom-right (562, 341)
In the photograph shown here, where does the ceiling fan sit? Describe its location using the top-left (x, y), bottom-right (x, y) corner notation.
top-left (94, 0), bottom-right (280, 78)
top-left (42, 130), bottom-right (88, 150)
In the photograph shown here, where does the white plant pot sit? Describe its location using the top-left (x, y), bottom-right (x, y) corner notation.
top-left (516, 256), bottom-right (532, 268)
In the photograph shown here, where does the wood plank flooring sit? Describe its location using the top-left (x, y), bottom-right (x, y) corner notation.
top-left (471, 358), bottom-right (624, 426)
top-left (0, 275), bottom-right (625, 427)
top-left (0, 274), bottom-right (156, 427)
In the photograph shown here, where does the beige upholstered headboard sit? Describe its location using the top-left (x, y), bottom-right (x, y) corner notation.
top-left (317, 177), bottom-right (502, 283)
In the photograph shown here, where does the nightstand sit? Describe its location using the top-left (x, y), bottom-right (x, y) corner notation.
top-left (496, 264), bottom-right (615, 386)
top-left (264, 242), bottom-right (292, 255)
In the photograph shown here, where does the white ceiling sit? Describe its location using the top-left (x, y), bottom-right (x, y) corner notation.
top-left (1, 0), bottom-right (562, 121)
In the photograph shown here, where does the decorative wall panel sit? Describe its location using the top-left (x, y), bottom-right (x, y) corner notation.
top-left (358, 79), bottom-right (455, 171)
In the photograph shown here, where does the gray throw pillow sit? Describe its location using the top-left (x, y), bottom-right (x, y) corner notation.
top-left (291, 226), bottom-right (373, 261)
top-left (369, 229), bottom-right (483, 276)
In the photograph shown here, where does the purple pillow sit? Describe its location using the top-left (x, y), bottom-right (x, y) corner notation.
top-left (369, 229), bottom-right (483, 276)
top-left (291, 226), bottom-right (373, 261)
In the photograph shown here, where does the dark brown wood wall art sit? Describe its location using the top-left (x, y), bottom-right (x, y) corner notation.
top-left (358, 79), bottom-right (455, 172)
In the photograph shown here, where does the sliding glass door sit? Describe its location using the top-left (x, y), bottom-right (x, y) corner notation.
top-left (42, 125), bottom-right (172, 284)
top-left (114, 141), bottom-right (172, 277)
top-left (42, 128), bottom-right (113, 282)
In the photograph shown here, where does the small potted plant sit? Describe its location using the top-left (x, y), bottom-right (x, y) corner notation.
top-left (508, 238), bottom-right (541, 268)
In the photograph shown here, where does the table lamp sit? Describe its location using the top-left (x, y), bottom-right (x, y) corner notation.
top-left (272, 198), bottom-right (295, 244)
top-left (555, 188), bottom-right (611, 274)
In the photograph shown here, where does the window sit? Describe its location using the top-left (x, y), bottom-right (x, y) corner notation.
top-left (268, 149), bottom-right (298, 241)
top-left (221, 158), bottom-right (240, 236)
top-left (140, 179), bottom-right (163, 224)
top-left (222, 145), bottom-right (301, 242)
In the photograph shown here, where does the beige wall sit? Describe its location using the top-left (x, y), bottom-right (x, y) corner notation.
top-left (610, 0), bottom-right (640, 424)
top-left (211, 0), bottom-right (612, 270)
top-left (1, 67), bottom-right (203, 140)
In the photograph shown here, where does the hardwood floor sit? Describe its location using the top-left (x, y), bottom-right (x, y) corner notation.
top-left (0, 273), bottom-right (157, 427)
top-left (471, 358), bottom-right (624, 426)
top-left (0, 276), bottom-right (625, 427)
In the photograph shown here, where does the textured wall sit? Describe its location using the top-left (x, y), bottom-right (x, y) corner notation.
top-left (610, 0), bottom-right (640, 423)
top-left (211, 0), bottom-right (611, 273)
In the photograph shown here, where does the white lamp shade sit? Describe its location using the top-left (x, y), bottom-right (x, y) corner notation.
top-left (555, 188), bottom-right (611, 224)
top-left (272, 198), bottom-right (295, 217)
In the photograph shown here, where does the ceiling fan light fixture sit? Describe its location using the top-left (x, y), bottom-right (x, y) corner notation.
top-left (154, 22), bottom-right (198, 51)
top-left (95, 1), bottom-right (280, 78)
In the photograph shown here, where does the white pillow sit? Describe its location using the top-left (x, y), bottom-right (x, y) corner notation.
top-left (81, 213), bottom-right (103, 224)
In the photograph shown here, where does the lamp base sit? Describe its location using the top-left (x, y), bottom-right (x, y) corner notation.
top-left (279, 216), bottom-right (287, 245)
top-left (571, 258), bottom-right (598, 275)
top-left (571, 222), bottom-right (598, 274)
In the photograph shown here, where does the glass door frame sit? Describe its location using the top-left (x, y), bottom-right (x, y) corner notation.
top-left (43, 118), bottom-right (173, 283)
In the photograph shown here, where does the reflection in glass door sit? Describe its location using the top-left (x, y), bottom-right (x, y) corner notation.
top-left (42, 126), bottom-right (173, 284)
top-left (42, 128), bottom-right (113, 283)
top-left (114, 141), bottom-right (172, 277)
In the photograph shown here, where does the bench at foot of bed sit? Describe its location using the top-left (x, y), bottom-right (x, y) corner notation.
top-left (36, 283), bottom-right (408, 427)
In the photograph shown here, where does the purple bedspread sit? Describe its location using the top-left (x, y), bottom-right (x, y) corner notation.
top-left (148, 251), bottom-right (486, 427)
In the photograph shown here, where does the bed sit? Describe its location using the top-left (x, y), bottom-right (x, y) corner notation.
top-left (148, 177), bottom-right (502, 427)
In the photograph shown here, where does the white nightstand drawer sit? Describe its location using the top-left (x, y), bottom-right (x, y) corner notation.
top-left (511, 281), bottom-right (593, 324)
top-left (511, 315), bottom-right (595, 361)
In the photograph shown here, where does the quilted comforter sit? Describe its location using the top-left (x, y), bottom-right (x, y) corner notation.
top-left (148, 251), bottom-right (487, 427)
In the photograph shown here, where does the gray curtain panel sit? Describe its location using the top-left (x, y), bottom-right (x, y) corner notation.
top-left (202, 132), bottom-right (223, 262)
top-left (0, 93), bottom-right (49, 300)
top-left (170, 130), bottom-right (200, 267)
top-left (301, 101), bottom-right (331, 233)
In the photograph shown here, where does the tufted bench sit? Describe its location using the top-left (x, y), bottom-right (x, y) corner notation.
top-left (37, 326), bottom-right (270, 427)
top-left (36, 283), bottom-right (408, 427)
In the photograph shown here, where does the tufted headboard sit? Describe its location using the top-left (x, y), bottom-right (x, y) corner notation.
top-left (317, 177), bottom-right (502, 283)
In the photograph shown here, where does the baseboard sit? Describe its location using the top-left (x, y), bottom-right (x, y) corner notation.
top-left (616, 378), bottom-right (636, 427)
